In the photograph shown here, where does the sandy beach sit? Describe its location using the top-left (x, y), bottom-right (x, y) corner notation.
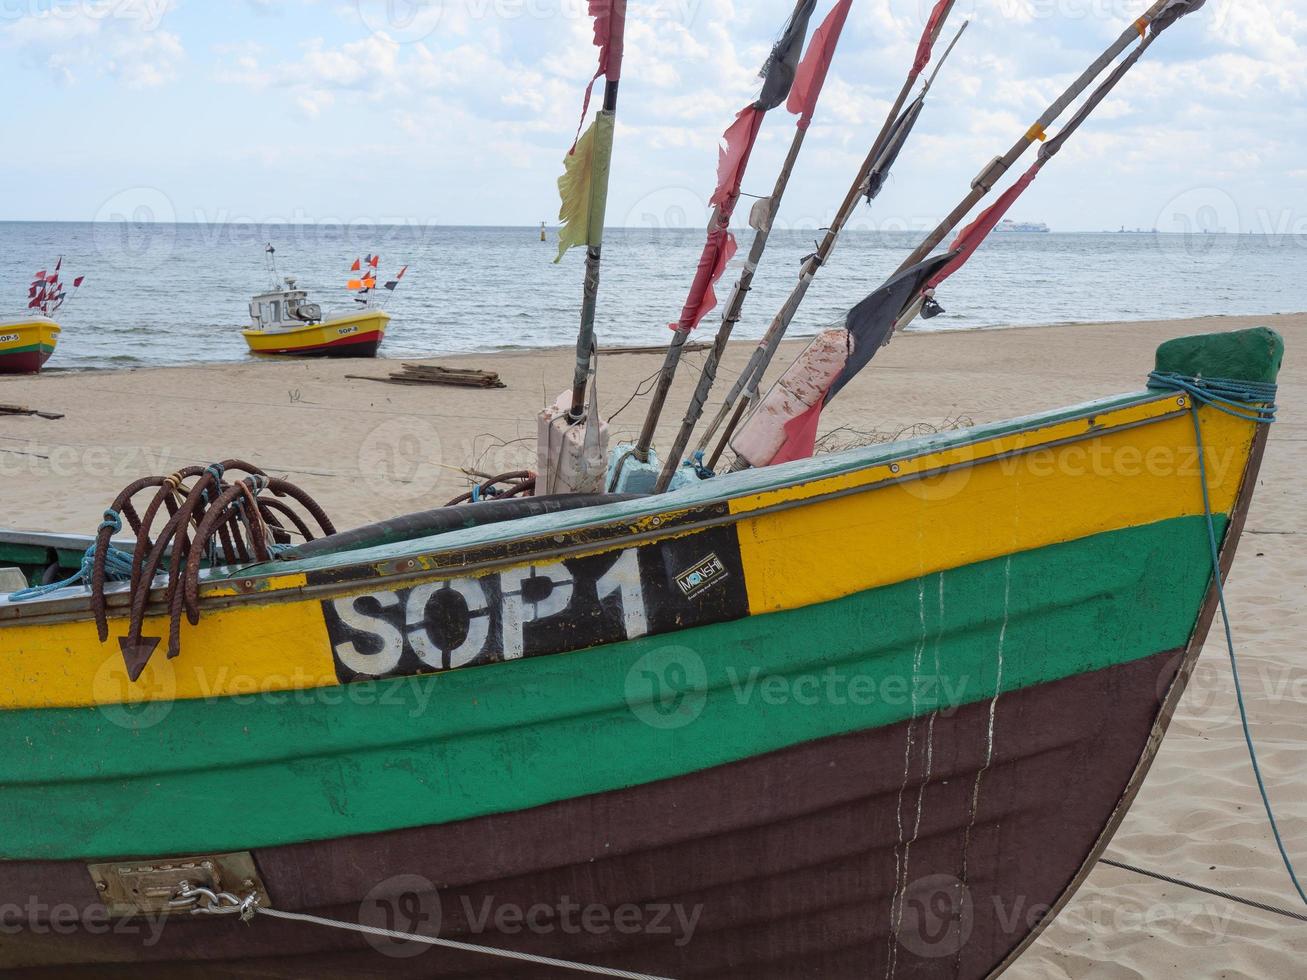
top-left (2, 312), bottom-right (1304, 975)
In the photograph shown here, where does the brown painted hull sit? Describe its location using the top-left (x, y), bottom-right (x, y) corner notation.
top-left (0, 649), bottom-right (1184, 978)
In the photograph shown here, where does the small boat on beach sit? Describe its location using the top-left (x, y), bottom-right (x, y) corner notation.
top-left (0, 261), bottom-right (84, 374)
top-left (0, 318), bottom-right (61, 374)
top-left (241, 247), bottom-right (403, 359)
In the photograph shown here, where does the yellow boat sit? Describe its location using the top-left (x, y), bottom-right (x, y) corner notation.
top-left (242, 250), bottom-right (394, 358)
top-left (0, 318), bottom-right (61, 374)
top-left (242, 307), bottom-right (390, 358)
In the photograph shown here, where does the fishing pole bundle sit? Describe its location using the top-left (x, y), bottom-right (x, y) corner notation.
top-left (704, 0), bottom-right (1209, 474)
top-left (82, 461), bottom-right (335, 677)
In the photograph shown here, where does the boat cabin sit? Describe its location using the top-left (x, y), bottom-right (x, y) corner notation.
top-left (249, 278), bottom-right (323, 331)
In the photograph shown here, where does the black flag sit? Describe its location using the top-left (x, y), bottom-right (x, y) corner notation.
top-left (755, 0), bottom-right (819, 110)
top-left (1151, 0), bottom-right (1206, 34)
top-left (864, 95), bottom-right (927, 202)
top-left (825, 252), bottom-right (955, 403)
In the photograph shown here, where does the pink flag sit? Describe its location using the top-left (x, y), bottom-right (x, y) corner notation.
top-left (671, 228), bottom-right (738, 333)
top-left (570, 0), bottom-right (629, 149)
top-left (771, 399), bottom-right (826, 465)
top-left (710, 106), bottom-right (764, 211)
top-left (787, 0), bottom-right (853, 131)
top-left (927, 162), bottom-right (1041, 289)
top-left (913, 0), bottom-right (952, 77)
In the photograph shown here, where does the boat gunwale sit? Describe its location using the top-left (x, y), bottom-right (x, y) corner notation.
top-left (0, 388), bottom-right (1186, 627)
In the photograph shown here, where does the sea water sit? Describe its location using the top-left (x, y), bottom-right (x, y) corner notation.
top-left (0, 222), bottom-right (1302, 371)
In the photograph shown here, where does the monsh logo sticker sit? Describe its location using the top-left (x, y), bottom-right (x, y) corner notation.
top-left (674, 553), bottom-right (727, 599)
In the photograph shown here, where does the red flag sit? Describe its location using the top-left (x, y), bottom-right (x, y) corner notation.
top-left (73, 276), bottom-right (85, 288)
top-left (54, 257), bottom-right (61, 272)
top-left (396, 265), bottom-right (408, 280)
top-left (771, 399), bottom-right (825, 465)
top-left (350, 258), bottom-right (361, 272)
top-left (33, 270), bottom-right (46, 281)
top-left (787, 0), bottom-right (853, 131)
top-left (913, 0), bottom-right (952, 77)
top-left (710, 107), bottom-right (764, 211)
top-left (671, 228), bottom-right (738, 333)
top-left (569, 0), bottom-right (629, 149)
top-left (369, 255), bottom-right (380, 269)
top-left (927, 162), bottom-right (1041, 289)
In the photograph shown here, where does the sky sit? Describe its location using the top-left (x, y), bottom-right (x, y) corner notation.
top-left (0, 0), bottom-right (1303, 234)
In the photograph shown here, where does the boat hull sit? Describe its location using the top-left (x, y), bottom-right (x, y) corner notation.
top-left (242, 311), bottom-right (389, 358)
top-left (0, 319), bottom-right (60, 374)
top-left (0, 328), bottom-right (1282, 977)
top-left (0, 650), bottom-right (1193, 978)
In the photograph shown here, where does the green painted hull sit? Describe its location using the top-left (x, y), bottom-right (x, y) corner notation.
top-left (0, 513), bottom-right (1222, 861)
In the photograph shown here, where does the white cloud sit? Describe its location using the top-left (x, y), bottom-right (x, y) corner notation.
top-left (0, 0), bottom-right (184, 87)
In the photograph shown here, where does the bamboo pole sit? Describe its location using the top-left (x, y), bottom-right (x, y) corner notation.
top-left (698, 8), bottom-right (964, 469)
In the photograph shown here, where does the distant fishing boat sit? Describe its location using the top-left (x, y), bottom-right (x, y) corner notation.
top-left (241, 245), bottom-right (405, 359)
top-left (0, 260), bottom-right (84, 374)
top-left (995, 218), bottom-right (1049, 233)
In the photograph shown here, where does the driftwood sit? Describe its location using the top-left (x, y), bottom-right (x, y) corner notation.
top-left (346, 364), bottom-right (506, 389)
top-left (0, 403), bottom-right (64, 420)
top-left (605, 342), bottom-right (710, 356)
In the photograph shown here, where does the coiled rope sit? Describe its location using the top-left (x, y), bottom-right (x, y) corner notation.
top-left (1145, 371), bottom-right (1304, 907)
top-left (6, 510), bottom-right (134, 602)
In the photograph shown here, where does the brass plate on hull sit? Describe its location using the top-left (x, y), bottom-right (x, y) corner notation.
top-left (88, 851), bottom-right (268, 917)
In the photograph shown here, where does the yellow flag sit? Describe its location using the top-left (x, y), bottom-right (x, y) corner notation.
top-left (555, 110), bottom-right (615, 263)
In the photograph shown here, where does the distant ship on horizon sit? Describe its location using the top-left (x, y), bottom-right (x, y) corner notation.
top-left (996, 218), bottom-right (1050, 233)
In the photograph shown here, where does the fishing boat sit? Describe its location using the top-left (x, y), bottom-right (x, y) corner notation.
top-left (0, 318), bottom-right (60, 374)
top-left (241, 247), bottom-right (405, 359)
top-left (0, 325), bottom-right (1284, 977)
top-left (4, 0), bottom-right (1280, 976)
top-left (0, 261), bottom-right (84, 374)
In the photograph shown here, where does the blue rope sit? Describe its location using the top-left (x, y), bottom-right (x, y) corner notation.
top-left (1148, 371), bottom-right (1277, 423)
top-left (6, 510), bottom-right (135, 602)
top-left (1149, 372), bottom-right (1305, 907)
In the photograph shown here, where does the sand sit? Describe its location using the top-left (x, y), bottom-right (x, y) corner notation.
top-left (1, 312), bottom-right (1304, 974)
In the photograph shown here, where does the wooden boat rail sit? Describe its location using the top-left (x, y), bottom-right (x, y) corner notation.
top-left (0, 388), bottom-right (1183, 628)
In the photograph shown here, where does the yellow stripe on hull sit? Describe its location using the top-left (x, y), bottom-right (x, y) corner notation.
top-left (4, 593), bottom-right (337, 710)
top-left (0, 394), bottom-right (1257, 711)
top-left (731, 395), bottom-right (1255, 614)
top-left (0, 319), bottom-right (61, 355)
